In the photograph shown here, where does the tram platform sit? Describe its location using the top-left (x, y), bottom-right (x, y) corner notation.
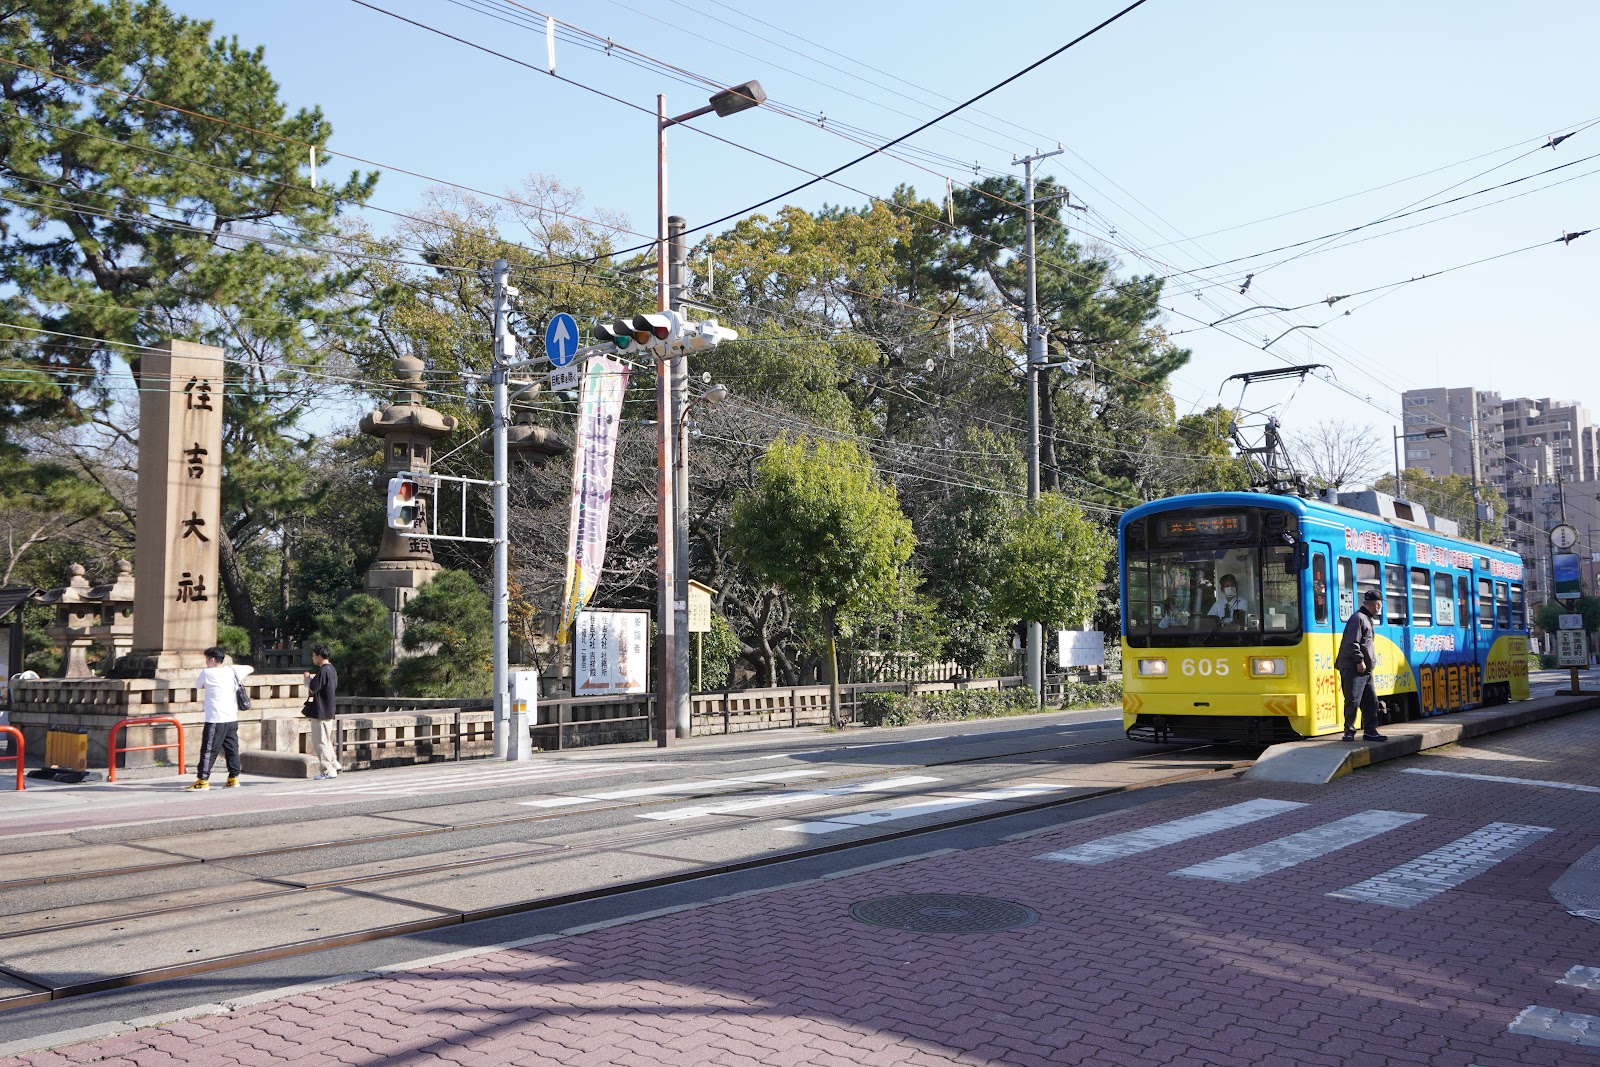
top-left (1246, 679), bottom-right (1600, 784)
top-left (2, 696), bottom-right (1599, 1065)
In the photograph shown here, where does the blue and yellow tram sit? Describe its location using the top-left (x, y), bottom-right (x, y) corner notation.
top-left (1119, 491), bottom-right (1530, 743)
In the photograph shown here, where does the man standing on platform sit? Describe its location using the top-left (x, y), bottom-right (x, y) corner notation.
top-left (1336, 590), bottom-right (1388, 742)
top-left (305, 644), bottom-right (340, 780)
top-left (188, 647), bottom-right (252, 790)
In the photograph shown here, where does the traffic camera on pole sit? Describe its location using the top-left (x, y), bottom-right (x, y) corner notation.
top-left (387, 476), bottom-right (419, 529)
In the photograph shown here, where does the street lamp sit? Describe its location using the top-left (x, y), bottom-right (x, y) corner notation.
top-left (1392, 424), bottom-right (1448, 498)
top-left (655, 81), bottom-right (764, 746)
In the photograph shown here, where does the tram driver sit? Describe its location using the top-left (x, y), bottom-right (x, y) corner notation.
top-left (1206, 573), bottom-right (1250, 625)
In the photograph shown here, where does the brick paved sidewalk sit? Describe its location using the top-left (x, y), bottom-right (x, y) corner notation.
top-left (5, 760), bottom-right (1599, 1066)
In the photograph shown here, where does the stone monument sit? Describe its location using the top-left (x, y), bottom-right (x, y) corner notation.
top-left (11, 341), bottom-right (313, 775)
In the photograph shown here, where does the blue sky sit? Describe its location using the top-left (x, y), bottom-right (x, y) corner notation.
top-left (174, 0), bottom-right (1600, 444)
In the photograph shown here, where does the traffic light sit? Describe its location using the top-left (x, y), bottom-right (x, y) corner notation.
top-left (595, 312), bottom-right (683, 354)
top-left (593, 311), bottom-right (736, 355)
top-left (387, 476), bottom-right (419, 529)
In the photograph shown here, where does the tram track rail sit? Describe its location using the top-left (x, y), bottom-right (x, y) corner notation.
top-left (0, 738), bottom-right (1254, 1011)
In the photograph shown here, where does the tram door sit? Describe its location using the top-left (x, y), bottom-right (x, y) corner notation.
top-left (1309, 544), bottom-right (1339, 732)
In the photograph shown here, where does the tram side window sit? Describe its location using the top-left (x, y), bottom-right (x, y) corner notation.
top-left (1338, 557), bottom-right (1356, 620)
top-left (1511, 582), bottom-right (1525, 629)
top-left (1477, 578), bottom-right (1493, 629)
top-left (1311, 555), bottom-right (1329, 626)
top-left (1410, 568), bottom-right (1432, 626)
top-left (1495, 582), bottom-right (1511, 628)
top-left (1434, 572), bottom-right (1456, 627)
top-left (1458, 576), bottom-right (1470, 629)
top-left (1356, 559), bottom-right (1380, 618)
top-left (1384, 563), bottom-right (1407, 625)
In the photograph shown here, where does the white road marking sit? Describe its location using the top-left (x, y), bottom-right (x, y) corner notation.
top-left (1171, 810), bottom-right (1427, 883)
top-left (1508, 1005), bottom-right (1600, 1047)
top-left (1328, 821), bottom-right (1553, 908)
top-left (1402, 767), bottom-right (1600, 793)
top-left (262, 760), bottom-right (664, 796)
top-left (755, 736), bottom-right (950, 760)
top-left (637, 775), bottom-right (942, 821)
top-left (1034, 799), bottom-right (1308, 866)
top-left (1559, 965), bottom-right (1600, 991)
top-left (521, 769), bottom-right (830, 808)
top-left (780, 783), bottom-right (1071, 835)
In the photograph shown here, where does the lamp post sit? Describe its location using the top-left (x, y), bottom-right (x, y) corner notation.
top-left (655, 81), bottom-right (764, 746)
top-left (1391, 424), bottom-right (1449, 499)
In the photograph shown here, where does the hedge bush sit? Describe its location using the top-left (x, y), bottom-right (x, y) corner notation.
top-left (858, 686), bottom-right (1040, 728)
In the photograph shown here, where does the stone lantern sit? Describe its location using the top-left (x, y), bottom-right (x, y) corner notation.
top-left (359, 354), bottom-right (458, 657)
top-left (88, 560), bottom-right (137, 671)
top-left (41, 563), bottom-right (97, 679)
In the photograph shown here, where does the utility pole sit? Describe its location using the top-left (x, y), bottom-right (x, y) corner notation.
top-left (490, 259), bottom-right (523, 759)
top-left (1013, 148), bottom-right (1061, 705)
top-left (1468, 408), bottom-right (1483, 542)
top-left (654, 95), bottom-right (679, 748)
top-left (669, 215), bottom-right (693, 738)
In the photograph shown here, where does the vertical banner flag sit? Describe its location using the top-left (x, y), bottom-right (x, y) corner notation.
top-left (557, 355), bottom-right (630, 641)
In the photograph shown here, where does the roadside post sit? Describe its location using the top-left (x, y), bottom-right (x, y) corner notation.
top-left (1551, 522), bottom-right (1586, 694)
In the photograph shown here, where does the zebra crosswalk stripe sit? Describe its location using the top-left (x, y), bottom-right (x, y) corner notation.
top-left (1327, 821), bottom-right (1553, 908)
top-left (1035, 798), bottom-right (1307, 866)
top-left (1507, 1005), bottom-right (1600, 1048)
top-left (1171, 810), bottom-right (1426, 883)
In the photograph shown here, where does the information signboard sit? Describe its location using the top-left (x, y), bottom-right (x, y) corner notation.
top-left (1058, 630), bottom-right (1105, 668)
top-left (574, 609), bottom-right (650, 695)
top-left (1559, 614), bottom-right (1585, 630)
top-left (1557, 629), bottom-right (1588, 668)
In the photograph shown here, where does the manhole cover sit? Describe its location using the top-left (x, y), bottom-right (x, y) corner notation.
top-left (848, 894), bottom-right (1038, 933)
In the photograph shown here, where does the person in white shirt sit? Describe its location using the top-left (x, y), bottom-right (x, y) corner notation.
top-left (188, 646), bottom-right (254, 791)
top-left (1206, 574), bottom-right (1249, 623)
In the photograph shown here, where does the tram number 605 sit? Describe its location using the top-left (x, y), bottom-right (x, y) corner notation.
top-left (1180, 657), bottom-right (1230, 678)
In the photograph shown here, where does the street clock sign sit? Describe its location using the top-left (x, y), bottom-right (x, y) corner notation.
top-left (1550, 523), bottom-right (1579, 550)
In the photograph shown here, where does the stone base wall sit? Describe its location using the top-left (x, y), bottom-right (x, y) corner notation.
top-left (9, 673), bottom-right (308, 773)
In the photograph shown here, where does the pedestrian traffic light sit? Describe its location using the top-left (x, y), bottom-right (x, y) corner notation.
top-left (387, 477), bottom-right (419, 529)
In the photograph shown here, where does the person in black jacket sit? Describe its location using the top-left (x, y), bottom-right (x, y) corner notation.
top-left (1335, 590), bottom-right (1387, 742)
top-left (304, 644), bottom-right (340, 780)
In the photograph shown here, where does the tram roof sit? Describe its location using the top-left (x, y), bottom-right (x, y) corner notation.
top-left (1119, 491), bottom-right (1520, 562)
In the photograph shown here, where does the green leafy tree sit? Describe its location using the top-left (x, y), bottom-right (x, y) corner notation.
top-left (313, 593), bottom-right (393, 696)
top-left (729, 436), bottom-right (915, 724)
top-left (992, 491), bottom-right (1114, 634)
top-left (391, 570), bottom-right (491, 699)
top-left (1, 0), bottom-right (381, 655)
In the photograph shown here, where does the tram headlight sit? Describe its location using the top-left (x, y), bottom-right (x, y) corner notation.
top-left (1136, 658), bottom-right (1168, 677)
top-left (1250, 657), bottom-right (1287, 677)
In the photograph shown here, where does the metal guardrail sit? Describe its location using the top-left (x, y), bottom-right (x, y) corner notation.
top-left (108, 716), bottom-right (185, 783)
top-left (0, 726), bottom-right (21, 791)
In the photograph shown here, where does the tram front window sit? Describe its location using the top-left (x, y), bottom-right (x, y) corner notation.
top-left (1127, 544), bottom-right (1302, 646)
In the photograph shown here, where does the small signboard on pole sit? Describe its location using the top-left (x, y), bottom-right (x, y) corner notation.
top-left (1557, 629), bottom-right (1588, 668)
top-left (1559, 613), bottom-right (1585, 630)
top-left (1553, 552), bottom-right (1583, 604)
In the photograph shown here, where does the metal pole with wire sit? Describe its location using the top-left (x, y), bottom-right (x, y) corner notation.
top-left (1014, 148), bottom-right (1061, 705)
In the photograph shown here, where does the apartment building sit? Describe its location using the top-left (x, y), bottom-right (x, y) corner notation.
top-left (1399, 388), bottom-right (1598, 601)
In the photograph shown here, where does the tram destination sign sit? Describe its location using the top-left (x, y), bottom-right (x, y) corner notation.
top-left (1156, 513), bottom-right (1247, 542)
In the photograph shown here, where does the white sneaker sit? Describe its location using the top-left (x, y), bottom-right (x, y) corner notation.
top-left (313, 771), bottom-right (336, 781)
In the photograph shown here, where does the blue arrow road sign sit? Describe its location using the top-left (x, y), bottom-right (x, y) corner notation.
top-left (545, 313), bottom-right (579, 366)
